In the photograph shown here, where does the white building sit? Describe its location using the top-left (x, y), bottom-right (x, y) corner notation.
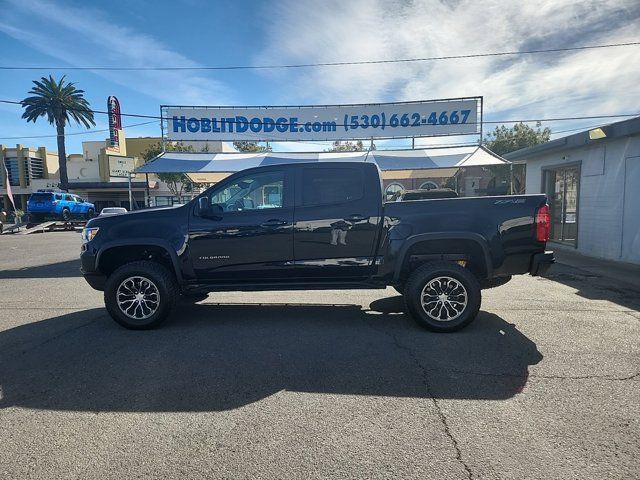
top-left (504, 117), bottom-right (640, 265)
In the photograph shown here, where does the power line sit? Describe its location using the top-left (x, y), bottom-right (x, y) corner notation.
top-left (0, 41), bottom-right (638, 71)
top-left (0, 120), bottom-right (157, 140)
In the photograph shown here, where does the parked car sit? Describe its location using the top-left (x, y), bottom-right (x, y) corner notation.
top-left (392, 188), bottom-right (459, 201)
top-left (99, 207), bottom-right (128, 217)
top-left (80, 162), bottom-right (554, 331)
top-left (28, 190), bottom-right (95, 222)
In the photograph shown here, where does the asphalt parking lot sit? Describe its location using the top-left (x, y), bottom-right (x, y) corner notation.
top-left (0, 231), bottom-right (638, 479)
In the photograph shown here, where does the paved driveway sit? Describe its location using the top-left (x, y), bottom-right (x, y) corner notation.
top-left (0, 231), bottom-right (638, 479)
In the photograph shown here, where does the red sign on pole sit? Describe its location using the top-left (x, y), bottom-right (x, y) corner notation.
top-left (108, 96), bottom-right (122, 151)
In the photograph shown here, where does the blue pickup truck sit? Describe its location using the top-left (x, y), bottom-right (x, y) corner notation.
top-left (28, 190), bottom-right (95, 222)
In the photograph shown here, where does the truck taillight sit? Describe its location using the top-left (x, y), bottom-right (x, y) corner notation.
top-left (535, 204), bottom-right (550, 243)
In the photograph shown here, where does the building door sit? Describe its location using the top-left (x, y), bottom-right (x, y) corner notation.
top-left (543, 165), bottom-right (580, 246)
top-left (622, 157), bottom-right (640, 263)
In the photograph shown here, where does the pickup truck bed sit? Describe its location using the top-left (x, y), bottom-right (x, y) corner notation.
top-left (80, 161), bottom-right (553, 332)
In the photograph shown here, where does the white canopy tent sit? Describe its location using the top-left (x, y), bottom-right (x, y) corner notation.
top-left (136, 145), bottom-right (510, 184)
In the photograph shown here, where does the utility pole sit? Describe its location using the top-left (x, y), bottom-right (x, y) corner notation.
top-left (128, 172), bottom-right (133, 210)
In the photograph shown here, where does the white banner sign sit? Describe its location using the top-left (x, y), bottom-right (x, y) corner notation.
top-left (108, 156), bottom-right (135, 178)
top-left (165, 99), bottom-right (480, 141)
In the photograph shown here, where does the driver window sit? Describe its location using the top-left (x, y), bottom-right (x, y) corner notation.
top-left (210, 171), bottom-right (284, 212)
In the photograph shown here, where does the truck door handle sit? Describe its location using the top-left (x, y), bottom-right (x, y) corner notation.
top-left (344, 214), bottom-right (368, 222)
top-left (261, 219), bottom-right (289, 227)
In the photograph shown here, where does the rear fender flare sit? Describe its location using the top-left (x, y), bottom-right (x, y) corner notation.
top-left (393, 232), bottom-right (493, 282)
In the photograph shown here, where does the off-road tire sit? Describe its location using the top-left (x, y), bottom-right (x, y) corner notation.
top-left (404, 261), bottom-right (481, 332)
top-left (61, 208), bottom-right (71, 221)
top-left (86, 208), bottom-right (95, 219)
top-left (104, 261), bottom-right (178, 330)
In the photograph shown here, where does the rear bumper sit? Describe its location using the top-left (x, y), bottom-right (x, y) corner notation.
top-left (530, 251), bottom-right (555, 276)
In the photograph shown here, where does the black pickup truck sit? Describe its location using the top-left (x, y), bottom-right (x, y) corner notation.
top-left (80, 162), bottom-right (553, 332)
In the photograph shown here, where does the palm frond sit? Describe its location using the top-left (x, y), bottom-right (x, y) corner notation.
top-left (19, 75), bottom-right (96, 128)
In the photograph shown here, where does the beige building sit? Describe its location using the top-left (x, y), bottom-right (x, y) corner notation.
top-left (70, 136), bottom-right (233, 210)
top-left (0, 144), bottom-right (61, 211)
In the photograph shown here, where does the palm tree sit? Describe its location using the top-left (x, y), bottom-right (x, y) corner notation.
top-left (21, 75), bottom-right (95, 191)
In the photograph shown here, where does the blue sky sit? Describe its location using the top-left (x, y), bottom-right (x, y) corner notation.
top-left (1, 0), bottom-right (639, 153)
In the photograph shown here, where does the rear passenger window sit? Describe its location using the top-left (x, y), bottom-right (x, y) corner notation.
top-left (302, 168), bottom-right (364, 206)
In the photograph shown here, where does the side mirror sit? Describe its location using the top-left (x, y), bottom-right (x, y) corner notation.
top-left (197, 197), bottom-right (210, 216)
top-left (197, 197), bottom-right (223, 219)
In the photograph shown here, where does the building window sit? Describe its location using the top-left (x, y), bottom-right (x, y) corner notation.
top-left (155, 196), bottom-right (174, 206)
top-left (543, 165), bottom-right (580, 246)
top-left (419, 181), bottom-right (439, 190)
top-left (29, 157), bottom-right (45, 180)
top-left (3, 158), bottom-right (20, 186)
top-left (384, 182), bottom-right (404, 201)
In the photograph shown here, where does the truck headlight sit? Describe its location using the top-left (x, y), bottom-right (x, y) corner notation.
top-left (82, 227), bottom-right (99, 243)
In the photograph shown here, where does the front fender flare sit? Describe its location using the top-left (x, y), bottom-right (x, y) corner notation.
top-left (96, 238), bottom-right (183, 282)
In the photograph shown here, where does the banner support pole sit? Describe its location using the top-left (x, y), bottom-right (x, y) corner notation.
top-left (128, 172), bottom-right (133, 210)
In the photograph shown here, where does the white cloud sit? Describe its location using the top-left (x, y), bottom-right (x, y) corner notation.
top-left (0, 0), bottom-right (233, 105)
top-left (257, 0), bottom-right (640, 133)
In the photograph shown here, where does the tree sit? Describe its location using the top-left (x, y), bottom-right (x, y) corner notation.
top-left (483, 122), bottom-right (551, 156)
top-left (483, 123), bottom-right (551, 194)
top-left (21, 75), bottom-right (95, 191)
top-left (141, 142), bottom-right (197, 203)
top-left (233, 141), bottom-right (271, 152)
top-left (326, 140), bottom-right (370, 152)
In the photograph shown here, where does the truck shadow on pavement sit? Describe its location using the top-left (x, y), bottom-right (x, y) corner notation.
top-left (0, 259), bottom-right (81, 279)
top-left (0, 300), bottom-right (542, 412)
top-left (544, 263), bottom-right (640, 313)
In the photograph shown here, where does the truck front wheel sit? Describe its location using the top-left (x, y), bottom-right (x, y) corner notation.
top-left (404, 261), bottom-right (481, 332)
top-left (104, 261), bottom-right (178, 329)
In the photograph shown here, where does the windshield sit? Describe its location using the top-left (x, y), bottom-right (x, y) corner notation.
top-left (29, 193), bottom-right (53, 201)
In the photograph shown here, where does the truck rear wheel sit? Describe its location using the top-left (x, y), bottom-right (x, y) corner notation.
top-left (104, 261), bottom-right (178, 330)
top-left (404, 261), bottom-right (481, 332)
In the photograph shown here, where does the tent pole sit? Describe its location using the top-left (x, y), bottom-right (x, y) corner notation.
top-left (509, 163), bottom-right (514, 195)
top-left (128, 172), bottom-right (133, 210)
top-left (145, 173), bottom-right (150, 207)
top-left (412, 137), bottom-right (415, 149)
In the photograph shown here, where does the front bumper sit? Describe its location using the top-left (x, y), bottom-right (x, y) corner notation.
top-left (80, 247), bottom-right (106, 291)
top-left (530, 251), bottom-right (555, 276)
top-left (82, 271), bottom-right (107, 290)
